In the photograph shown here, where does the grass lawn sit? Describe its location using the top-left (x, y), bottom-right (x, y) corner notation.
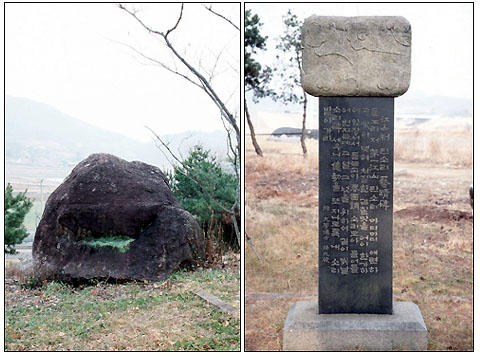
top-left (5, 268), bottom-right (240, 351)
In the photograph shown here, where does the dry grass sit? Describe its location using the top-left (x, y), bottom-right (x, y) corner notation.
top-left (395, 129), bottom-right (472, 167)
top-left (246, 138), bottom-right (318, 177)
top-left (393, 219), bottom-right (473, 350)
top-left (246, 138), bottom-right (319, 294)
top-left (5, 268), bottom-right (240, 351)
top-left (245, 133), bottom-right (473, 351)
top-left (246, 199), bottom-right (317, 294)
top-left (245, 298), bottom-right (292, 351)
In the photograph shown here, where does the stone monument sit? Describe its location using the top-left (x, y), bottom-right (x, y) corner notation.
top-left (283, 16), bottom-right (428, 350)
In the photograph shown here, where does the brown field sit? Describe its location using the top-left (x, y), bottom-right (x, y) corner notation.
top-left (245, 126), bottom-right (473, 351)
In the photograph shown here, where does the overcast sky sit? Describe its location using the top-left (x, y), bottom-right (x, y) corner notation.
top-left (5, 3), bottom-right (473, 142)
top-left (5, 3), bottom-right (240, 141)
top-left (247, 2), bottom-right (473, 101)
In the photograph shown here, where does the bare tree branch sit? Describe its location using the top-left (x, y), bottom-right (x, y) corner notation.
top-left (154, 142), bottom-right (177, 169)
top-left (113, 39), bottom-right (202, 89)
top-left (119, 3), bottom-right (241, 246)
top-left (219, 113), bottom-right (238, 179)
top-left (119, 3), bottom-right (240, 142)
top-left (163, 35), bottom-right (240, 139)
top-left (165, 3), bottom-right (184, 37)
top-left (203, 4), bottom-right (240, 31)
top-left (118, 4), bottom-right (164, 36)
top-left (205, 44), bottom-right (228, 83)
top-left (146, 126), bottom-right (189, 171)
top-left (177, 133), bottom-right (193, 161)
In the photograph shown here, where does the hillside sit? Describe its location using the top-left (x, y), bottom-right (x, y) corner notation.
top-left (5, 96), bottom-right (228, 176)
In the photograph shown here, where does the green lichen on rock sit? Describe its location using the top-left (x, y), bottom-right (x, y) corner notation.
top-left (81, 235), bottom-right (135, 253)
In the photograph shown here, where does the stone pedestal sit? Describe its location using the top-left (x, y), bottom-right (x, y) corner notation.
top-left (283, 301), bottom-right (427, 351)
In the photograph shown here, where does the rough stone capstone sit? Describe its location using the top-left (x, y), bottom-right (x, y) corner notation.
top-left (33, 153), bottom-right (206, 282)
top-left (301, 16), bottom-right (411, 97)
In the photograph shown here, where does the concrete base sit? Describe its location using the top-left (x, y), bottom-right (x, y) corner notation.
top-left (283, 301), bottom-right (427, 351)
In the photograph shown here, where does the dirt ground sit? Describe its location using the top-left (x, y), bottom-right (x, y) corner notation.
top-left (244, 136), bottom-right (473, 351)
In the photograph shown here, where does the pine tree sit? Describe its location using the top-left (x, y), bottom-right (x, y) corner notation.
top-left (168, 145), bottom-right (238, 247)
top-left (5, 183), bottom-right (33, 254)
top-left (245, 9), bottom-right (274, 157)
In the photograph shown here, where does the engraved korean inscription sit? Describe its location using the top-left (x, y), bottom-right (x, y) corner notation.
top-left (318, 97), bottom-right (393, 314)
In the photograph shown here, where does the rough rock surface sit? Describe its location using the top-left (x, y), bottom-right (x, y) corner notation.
top-left (33, 153), bottom-right (206, 281)
top-left (301, 16), bottom-right (411, 97)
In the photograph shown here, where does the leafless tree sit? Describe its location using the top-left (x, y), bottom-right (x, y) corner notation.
top-left (118, 3), bottom-right (240, 244)
top-left (275, 10), bottom-right (308, 157)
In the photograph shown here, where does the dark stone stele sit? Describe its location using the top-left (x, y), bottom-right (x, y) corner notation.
top-left (33, 153), bottom-right (206, 282)
top-left (318, 97), bottom-right (394, 314)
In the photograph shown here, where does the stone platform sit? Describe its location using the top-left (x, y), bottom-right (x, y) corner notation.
top-left (283, 301), bottom-right (427, 351)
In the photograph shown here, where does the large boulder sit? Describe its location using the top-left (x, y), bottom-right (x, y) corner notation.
top-left (33, 153), bottom-right (206, 282)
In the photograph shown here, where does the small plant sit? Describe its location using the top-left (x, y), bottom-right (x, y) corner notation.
top-left (81, 236), bottom-right (135, 253)
top-left (5, 183), bottom-right (33, 254)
